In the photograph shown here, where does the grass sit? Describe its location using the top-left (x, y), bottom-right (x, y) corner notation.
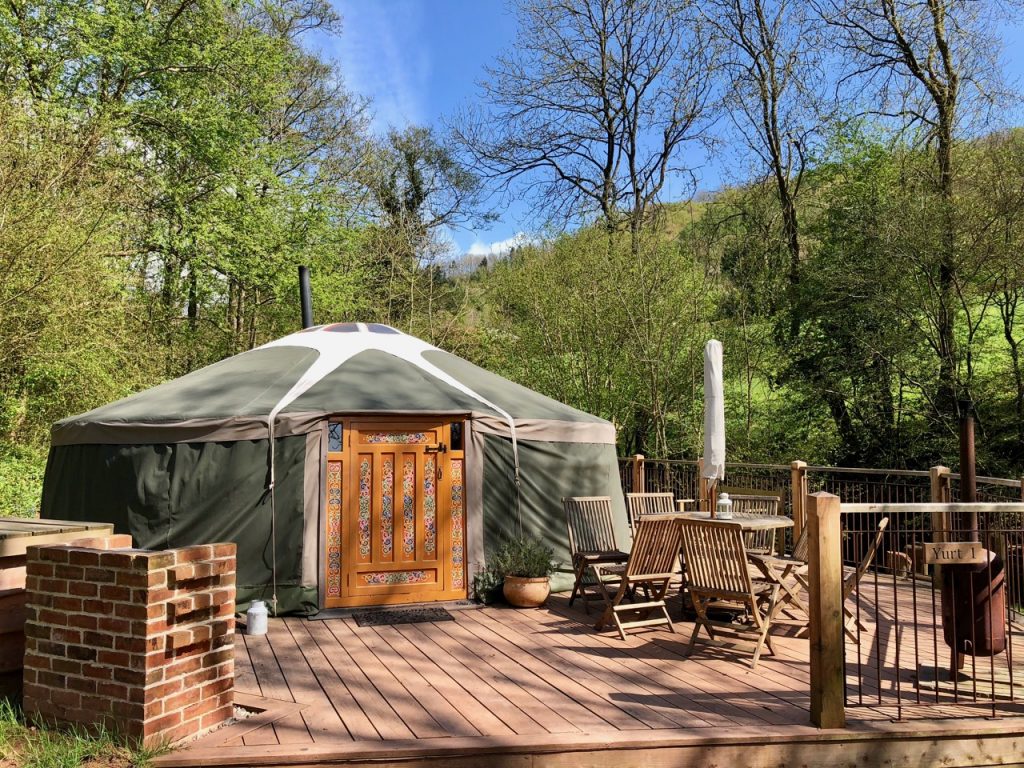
top-left (0, 696), bottom-right (167, 768)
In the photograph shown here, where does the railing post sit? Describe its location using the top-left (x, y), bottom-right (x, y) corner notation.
top-left (631, 454), bottom-right (645, 493)
top-left (790, 460), bottom-right (808, 542)
top-left (930, 465), bottom-right (951, 588)
top-left (807, 491), bottom-right (845, 729)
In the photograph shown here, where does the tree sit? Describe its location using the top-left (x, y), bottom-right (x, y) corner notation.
top-left (815, 0), bottom-right (1008, 426)
top-left (704, 0), bottom-right (825, 338)
top-left (358, 126), bottom-right (491, 337)
top-left (458, 0), bottom-right (716, 249)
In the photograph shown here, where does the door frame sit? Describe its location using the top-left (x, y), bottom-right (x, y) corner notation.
top-left (321, 415), bottom-right (469, 609)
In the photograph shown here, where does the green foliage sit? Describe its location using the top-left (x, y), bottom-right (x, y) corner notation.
top-left (0, 696), bottom-right (167, 768)
top-left (488, 536), bottom-right (555, 579)
top-left (0, 443), bottom-right (47, 518)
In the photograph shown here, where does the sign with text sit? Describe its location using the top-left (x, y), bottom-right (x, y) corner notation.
top-left (923, 542), bottom-right (988, 565)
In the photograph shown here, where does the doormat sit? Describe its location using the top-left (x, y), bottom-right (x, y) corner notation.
top-left (353, 607), bottom-right (455, 627)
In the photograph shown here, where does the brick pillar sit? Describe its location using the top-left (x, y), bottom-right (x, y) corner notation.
top-left (22, 542), bottom-right (236, 747)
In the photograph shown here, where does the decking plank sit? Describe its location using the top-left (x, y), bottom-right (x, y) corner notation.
top-left (240, 635), bottom-right (287, 746)
top-left (265, 620), bottom-right (352, 743)
top-left (283, 619), bottom-right (379, 741)
top-left (454, 609), bottom-right (650, 730)
top-left (495, 604), bottom-right (734, 728)
top-left (302, 620), bottom-right (413, 740)
top-left (476, 607), bottom-right (713, 729)
top-left (355, 624), bottom-right (482, 737)
top-left (438, 618), bottom-right (613, 731)
top-left (401, 620), bottom-right (580, 734)
top-left (324, 618), bottom-right (449, 738)
top-left (544, 597), bottom-right (807, 726)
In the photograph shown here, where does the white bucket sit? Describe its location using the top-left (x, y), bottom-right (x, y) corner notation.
top-left (246, 600), bottom-right (269, 635)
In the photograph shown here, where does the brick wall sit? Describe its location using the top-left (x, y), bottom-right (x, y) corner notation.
top-left (22, 541), bottom-right (236, 747)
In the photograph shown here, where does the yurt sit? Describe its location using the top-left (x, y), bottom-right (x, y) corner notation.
top-left (41, 323), bottom-right (628, 614)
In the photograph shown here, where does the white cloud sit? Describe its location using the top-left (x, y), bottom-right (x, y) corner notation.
top-left (332, 1), bottom-right (430, 130)
top-left (466, 232), bottom-right (535, 257)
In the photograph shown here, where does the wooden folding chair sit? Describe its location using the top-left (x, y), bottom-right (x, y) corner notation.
top-left (626, 492), bottom-right (676, 531)
top-left (591, 515), bottom-right (682, 640)
top-left (749, 526), bottom-right (810, 628)
top-left (721, 486), bottom-right (785, 554)
top-left (843, 517), bottom-right (889, 642)
top-left (562, 496), bottom-right (629, 613)
top-left (679, 518), bottom-right (782, 668)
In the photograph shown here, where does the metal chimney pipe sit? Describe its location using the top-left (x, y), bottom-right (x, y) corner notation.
top-left (298, 266), bottom-right (313, 329)
top-left (958, 399), bottom-right (978, 540)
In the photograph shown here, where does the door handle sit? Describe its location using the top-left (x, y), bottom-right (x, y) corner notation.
top-left (424, 443), bottom-right (447, 454)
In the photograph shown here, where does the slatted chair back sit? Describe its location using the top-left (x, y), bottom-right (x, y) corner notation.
top-left (626, 492), bottom-right (676, 530)
top-left (844, 517), bottom-right (889, 601)
top-left (791, 526), bottom-right (809, 563)
top-left (721, 486), bottom-right (784, 554)
top-left (562, 496), bottom-right (619, 556)
top-left (625, 515), bottom-right (682, 579)
top-left (678, 519), bottom-right (754, 599)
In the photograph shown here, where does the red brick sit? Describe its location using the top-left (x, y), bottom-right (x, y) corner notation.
top-left (200, 706), bottom-right (232, 732)
top-left (38, 578), bottom-right (68, 594)
top-left (24, 575), bottom-right (40, 591)
top-left (200, 648), bottom-right (233, 669)
top-left (26, 561), bottom-right (54, 578)
top-left (182, 666), bottom-right (219, 688)
top-left (54, 564), bottom-right (84, 580)
top-left (51, 628), bottom-right (82, 644)
top-left (175, 546), bottom-right (213, 564)
top-left (83, 664), bottom-right (112, 680)
top-left (212, 544), bottom-right (236, 558)
top-left (142, 710), bottom-right (182, 737)
top-left (115, 635), bottom-right (161, 653)
top-left (111, 667), bottom-right (146, 686)
top-left (160, 654), bottom-right (204, 681)
top-left (37, 608), bottom-right (69, 626)
top-left (83, 567), bottom-right (117, 583)
top-left (113, 602), bottom-right (149, 620)
top-left (97, 616), bottom-right (130, 634)
top-left (35, 546), bottom-right (70, 563)
top-left (22, 652), bottom-right (50, 670)
top-left (83, 599), bottom-right (112, 615)
top-left (69, 581), bottom-right (99, 597)
top-left (53, 657), bottom-right (83, 675)
top-left (67, 645), bottom-right (97, 662)
top-left (97, 551), bottom-right (136, 570)
top-left (52, 596), bottom-right (83, 612)
top-left (96, 681), bottom-right (128, 700)
top-left (67, 613), bottom-right (98, 631)
top-left (96, 650), bottom-right (131, 668)
top-left (36, 641), bottom-right (66, 657)
top-left (99, 585), bottom-right (132, 602)
top-left (82, 631), bottom-right (114, 648)
top-left (147, 678), bottom-right (184, 699)
top-left (116, 569), bottom-right (154, 588)
top-left (162, 689), bottom-right (201, 714)
top-left (67, 676), bottom-right (97, 695)
top-left (68, 550), bottom-right (100, 567)
top-left (50, 688), bottom-right (81, 710)
top-left (181, 695), bottom-right (221, 722)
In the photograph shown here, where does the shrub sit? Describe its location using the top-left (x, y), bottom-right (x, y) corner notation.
top-left (489, 536), bottom-right (555, 578)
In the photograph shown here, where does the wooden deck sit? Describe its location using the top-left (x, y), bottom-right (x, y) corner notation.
top-left (154, 583), bottom-right (1024, 767)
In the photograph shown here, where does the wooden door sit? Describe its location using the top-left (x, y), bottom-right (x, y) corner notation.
top-left (324, 418), bottom-right (467, 607)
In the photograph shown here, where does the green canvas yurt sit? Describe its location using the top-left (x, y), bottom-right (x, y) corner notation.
top-left (41, 323), bottom-right (627, 614)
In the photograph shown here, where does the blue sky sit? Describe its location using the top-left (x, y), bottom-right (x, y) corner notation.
top-left (312, 1), bottom-right (1024, 257)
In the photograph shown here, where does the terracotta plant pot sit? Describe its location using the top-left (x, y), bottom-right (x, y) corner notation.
top-left (502, 575), bottom-right (550, 608)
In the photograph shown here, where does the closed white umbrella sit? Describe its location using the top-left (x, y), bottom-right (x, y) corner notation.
top-left (702, 339), bottom-right (725, 506)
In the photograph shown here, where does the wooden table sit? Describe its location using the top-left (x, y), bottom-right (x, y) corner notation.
top-left (676, 510), bottom-right (794, 532)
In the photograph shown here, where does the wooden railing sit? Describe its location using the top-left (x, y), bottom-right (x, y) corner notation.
top-left (618, 456), bottom-right (1024, 544)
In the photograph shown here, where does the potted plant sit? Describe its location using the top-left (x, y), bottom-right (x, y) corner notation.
top-left (490, 535), bottom-right (555, 608)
